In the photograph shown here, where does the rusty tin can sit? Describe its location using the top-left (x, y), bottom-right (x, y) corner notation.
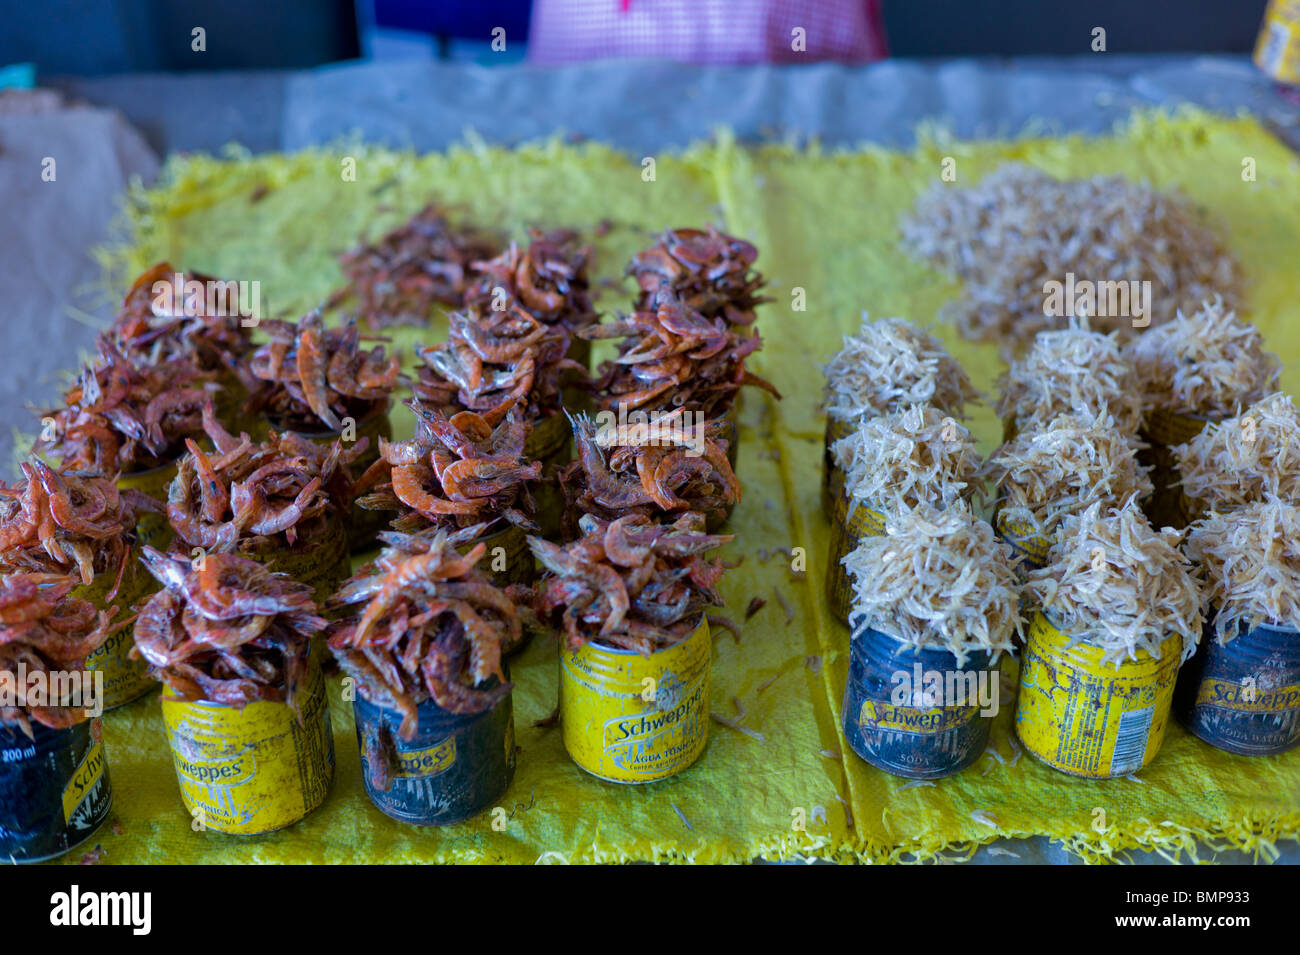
top-left (243, 509), bottom-right (351, 610)
top-left (1138, 408), bottom-right (1209, 530)
top-left (1175, 617), bottom-right (1300, 756)
top-left (822, 415), bottom-right (854, 521)
top-left (352, 675), bottom-right (515, 826)
top-left (841, 619), bottom-right (999, 779)
top-left (0, 717), bottom-right (112, 863)
top-left (1015, 609), bottom-right (1181, 778)
top-left (160, 663), bottom-right (334, 834)
top-left (526, 410), bottom-right (571, 541)
top-left (560, 618), bottom-right (711, 783)
top-left (825, 497), bottom-right (886, 624)
top-left (74, 542), bottom-right (158, 709)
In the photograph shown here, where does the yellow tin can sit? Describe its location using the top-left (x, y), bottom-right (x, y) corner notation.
top-left (118, 461), bottom-right (178, 551)
top-left (73, 543), bottom-right (159, 709)
top-left (560, 618), bottom-right (711, 783)
top-left (1015, 610), bottom-right (1182, 778)
top-left (825, 498), bottom-right (886, 624)
top-left (160, 664), bottom-right (334, 834)
top-left (822, 415), bottom-right (854, 521)
top-left (1257, 0), bottom-right (1300, 85)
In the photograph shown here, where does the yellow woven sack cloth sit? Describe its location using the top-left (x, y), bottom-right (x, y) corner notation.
top-left (69, 109), bottom-right (1300, 864)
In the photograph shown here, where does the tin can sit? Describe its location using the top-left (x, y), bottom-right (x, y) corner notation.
top-left (526, 410), bottom-right (571, 540)
top-left (1256, 0), bottom-right (1300, 85)
top-left (1175, 617), bottom-right (1300, 756)
top-left (1138, 408), bottom-right (1209, 530)
top-left (242, 509), bottom-right (350, 609)
top-left (993, 506), bottom-right (1051, 571)
top-left (560, 618), bottom-right (711, 783)
top-left (160, 663), bottom-right (334, 834)
top-left (118, 461), bottom-right (178, 551)
top-left (841, 620), bottom-right (998, 779)
top-left (822, 415), bottom-right (854, 521)
top-left (286, 403), bottom-right (393, 552)
top-left (74, 542), bottom-right (157, 709)
top-left (0, 717), bottom-right (112, 863)
top-left (1015, 609), bottom-right (1181, 778)
top-left (352, 678), bottom-right (515, 826)
top-left (825, 498), bottom-right (886, 624)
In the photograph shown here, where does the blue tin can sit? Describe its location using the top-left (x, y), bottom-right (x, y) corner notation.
top-left (0, 717), bottom-right (112, 863)
top-left (352, 680), bottom-right (515, 826)
top-left (1175, 617), bottom-right (1300, 756)
top-left (841, 618), bottom-right (1000, 779)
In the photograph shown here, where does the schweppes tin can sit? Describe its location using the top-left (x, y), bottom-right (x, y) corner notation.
top-left (0, 717), bottom-right (112, 863)
top-left (286, 403), bottom-right (393, 552)
top-left (841, 618), bottom-right (998, 779)
top-left (118, 461), bottom-right (177, 551)
top-left (822, 415), bottom-right (854, 520)
top-left (1175, 617), bottom-right (1300, 756)
top-left (76, 542), bottom-right (158, 709)
top-left (560, 618), bottom-right (710, 783)
top-left (1256, 0), bottom-right (1300, 85)
top-left (825, 497), bottom-right (886, 624)
top-left (526, 411), bottom-right (572, 540)
top-left (351, 675), bottom-right (515, 826)
top-left (160, 664), bottom-right (334, 834)
top-left (1138, 408), bottom-right (1210, 530)
top-left (244, 509), bottom-right (350, 610)
top-left (1015, 609), bottom-right (1181, 778)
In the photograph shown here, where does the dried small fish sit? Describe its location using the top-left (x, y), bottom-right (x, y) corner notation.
top-left (1176, 393), bottom-right (1300, 512)
top-left (710, 712), bottom-right (765, 741)
top-left (670, 802), bottom-right (694, 831)
top-left (626, 226), bottom-right (768, 327)
top-left (744, 596), bottom-right (766, 620)
top-left (970, 810), bottom-right (999, 828)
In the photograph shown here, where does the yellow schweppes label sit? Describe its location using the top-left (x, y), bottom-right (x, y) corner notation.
top-left (172, 750), bottom-right (257, 786)
top-left (392, 737), bottom-right (457, 778)
top-left (1196, 679), bottom-right (1300, 712)
top-left (62, 742), bottom-right (106, 824)
top-left (858, 700), bottom-right (976, 734)
top-left (561, 619), bottom-right (711, 783)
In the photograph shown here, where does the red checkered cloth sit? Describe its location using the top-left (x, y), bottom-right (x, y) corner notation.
top-left (528, 0), bottom-right (887, 65)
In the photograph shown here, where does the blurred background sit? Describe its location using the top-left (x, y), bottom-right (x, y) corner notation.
top-left (0, 0), bottom-right (1275, 74)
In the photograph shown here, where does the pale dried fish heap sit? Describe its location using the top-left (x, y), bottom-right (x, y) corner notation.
top-left (1025, 501), bottom-right (1202, 663)
top-left (995, 319), bottom-right (1143, 438)
top-left (901, 163), bottom-right (1241, 347)
top-left (841, 503), bottom-right (1021, 664)
top-left (833, 404), bottom-right (984, 514)
top-left (988, 412), bottom-right (1152, 544)
top-left (1175, 393), bottom-right (1300, 512)
top-left (1184, 499), bottom-right (1300, 643)
top-left (1125, 298), bottom-right (1280, 420)
top-left (822, 314), bottom-right (980, 426)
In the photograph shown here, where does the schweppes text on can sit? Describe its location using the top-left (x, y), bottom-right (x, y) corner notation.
top-left (1015, 609), bottom-right (1181, 778)
top-left (1175, 617), bottom-right (1300, 756)
top-left (560, 618), bottom-right (710, 783)
top-left (352, 677), bottom-right (515, 826)
top-left (841, 619), bottom-right (998, 779)
top-left (160, 663), bottom-right (334, 834)
top-left (0, 717), bottom-right (112, 863)
top-left (825, 497), bottom-right (886, 624)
